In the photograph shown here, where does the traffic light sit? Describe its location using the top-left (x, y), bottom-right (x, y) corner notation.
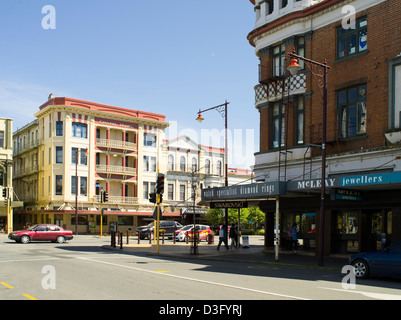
top-left (156, 173), bottom-right (165, 194)
top-left (149, 192), bottom-right (156, 204)
top-left (2, 187), bottom-right (8, 199)
top-left (102, 192), bottom-right (109, 202)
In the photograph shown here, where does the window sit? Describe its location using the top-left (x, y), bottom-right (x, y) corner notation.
top-left (80, 177), bottom-right (87, 196)
top-left (71, 176), bottom-right (77, 195)
top-left (337, 211), bottom-right (358, 234)
top-left (337, 84), bottom-right (367, 139)
top-left (180, 156), bottom-right (186, 171)
top-left (118, 216), bottom-right (133, 226)
top-left (143, 182), bottom-right (156, 199)
top-left (272, 102), bottom-right (285, 148)
top-left (191, 158), bottom-right (197, 172)
top-left (72, 122), bottom-right (87, 138)
top-left (56, 121), bottom-right (63, 136)
top-left (337, 16), bottom-right (367, 59)
top-left (205, 159), bottom-right (211, 174)
top-left (179, 185), bottom-right (186, 201)
top-left (56, 146), bottom-right (63, 163)
top-left (72, 148), bottom-right (87, 165)
top-left (80, 149), bottom-right (88, 165)
top-left (168, 155), bottom-right (174, 171)
top-left (272, 44), bottom-right (285, 77)
top-left (266, 0), bottom-right (274, 15)
top-left (296, 37), bottom-right (305, 70)
top-left (217, 160), bottom-right (222, 176)
top-left (168, 184), bottom-right (174, 200)
top-left (0, 131), bottom-right (4, 148)
top-left (143, 156), bottom-right (156, 171)
top-left (281, 0), bottom-right (288, 9)
top-left (143, 133), bottom-right (156, 147)
top-left (55, 175), bottom-right (63, 195)
top-left (296, 96), bottom-right (305, 145)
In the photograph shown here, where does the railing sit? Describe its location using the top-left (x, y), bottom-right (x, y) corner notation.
top-left (13, 165), bottom-right (39, 178)
top-left (255, 73), bottom-right (306, 106)
top-left (95, 195), bottom-right (138, 204)
top-left (96, 139), bottom-right (137, 150)
top-left (96, 165), bottom-right (137, 175)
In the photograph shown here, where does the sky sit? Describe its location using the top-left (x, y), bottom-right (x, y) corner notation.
top-left (0, 0), bottom-right (259, 169)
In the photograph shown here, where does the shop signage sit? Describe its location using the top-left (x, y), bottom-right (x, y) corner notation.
top-left (330, 188), bottom-right (363, 201)
top-left (201, 181), bottom-right (285, 201)
top-left (210, 201), bottom-right (248, 209)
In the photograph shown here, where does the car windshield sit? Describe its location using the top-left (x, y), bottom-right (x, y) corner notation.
top-left (179, 225), bottom-right (192, 231)
top-left (27, 225), bottom-right (39, 231)
top-left (146, 222), bottom-right (154, 227)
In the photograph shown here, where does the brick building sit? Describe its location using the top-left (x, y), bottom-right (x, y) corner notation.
top-left (202, 0), bottom-right (401, 257)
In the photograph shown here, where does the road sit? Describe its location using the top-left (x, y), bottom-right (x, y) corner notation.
top-left (1, 234), bottom-right (401, 305)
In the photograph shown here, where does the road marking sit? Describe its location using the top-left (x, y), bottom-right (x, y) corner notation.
top-left (0, 282), bottom-right (14, 289)
top-left (22, 294), bottom-right (38, 300)
top-left (77, 256), bottom-right (309, 300)
top-left (0, 257), bottom-right (60, 263)
top-left (155, 271), bottom-right (169, 273)
top-left (319, 287), bottom-right (401, 300)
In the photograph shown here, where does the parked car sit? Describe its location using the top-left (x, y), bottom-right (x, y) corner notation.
top-left (349, 240), bottom-right (401, 279)
top-left (175, 224), bottom-right (211, 242)
top-left (136, 220), bottom-right (183, 240)
top-left (8, 224), bottom-right (73, 244)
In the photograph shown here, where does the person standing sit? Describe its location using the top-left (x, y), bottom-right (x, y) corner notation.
top-left (229, 223), bottom-right (238, 249)
top-left (289, 223), bottom-right (298, 254)
top-left (217, 224), bottom-right (229, 251)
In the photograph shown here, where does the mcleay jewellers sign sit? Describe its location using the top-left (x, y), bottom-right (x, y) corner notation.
top-left (202, 171), bottom-right (401, 201)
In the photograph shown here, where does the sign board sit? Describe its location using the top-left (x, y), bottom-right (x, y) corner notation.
top-left (330, 188), bottom-right (363, 201)
top-left (210, 202), bottom-right (248, 209)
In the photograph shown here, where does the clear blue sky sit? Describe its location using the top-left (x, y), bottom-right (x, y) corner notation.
top-left (0, 0), bottom-right (258, 168)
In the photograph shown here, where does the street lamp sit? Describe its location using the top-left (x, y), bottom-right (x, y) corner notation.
top-left (196, 101), bottom-right (229, 245)
top-left (288, 49), bottom-right (330, 267)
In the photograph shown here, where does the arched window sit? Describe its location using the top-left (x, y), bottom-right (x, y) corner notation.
top-left (216, 160), bottom-right (222, 176)
top-left (205, 159), bottom-right (211, 174)
top-left (180, 156), bottom-right (186, 171)
top-left (168, 155), bottom-right (174, 171)
top-left (191, 157), bottom-right (197, 172)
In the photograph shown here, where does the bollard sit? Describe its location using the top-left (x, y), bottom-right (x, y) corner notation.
top-left (127, 231), bottom-right (129, 245)
top-left (138, 231), bottom-right (141, 244)
top-left (173, 231), bottom-right (176, 244)
top-left (120, 232), bottom-right (123, 250)
top-left (149, 230), bottom-right (152, 244)
top-left (162, 231), bottom-right (165, 244)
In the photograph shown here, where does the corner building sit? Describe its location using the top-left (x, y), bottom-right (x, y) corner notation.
top-left (13, 96), bottom-right (174, 233)
top-left (245, 0), bottom-right (401, 256)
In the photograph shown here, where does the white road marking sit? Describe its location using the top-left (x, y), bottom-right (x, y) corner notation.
top-left (76, 256), bottom-right (310, 300)
top-left (319, 287), bottom-right (401, 300)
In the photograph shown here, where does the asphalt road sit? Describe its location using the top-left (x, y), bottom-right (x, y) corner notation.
top-left (1, 235), bottom-right (401, 304)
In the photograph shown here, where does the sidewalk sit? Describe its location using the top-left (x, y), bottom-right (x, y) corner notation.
top-left (102, 236), bottom-right (349, 272)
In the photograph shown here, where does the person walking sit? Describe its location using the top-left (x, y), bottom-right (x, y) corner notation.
top-left (289, 223), bottom-right (298, 254)
top-left (217, 224), bottom-right (229, 251)
top-left (229, 223), bottom-right (238, 249)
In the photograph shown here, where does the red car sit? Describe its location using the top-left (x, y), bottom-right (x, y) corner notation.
top-left (8, 224), bottom-right (73, 244)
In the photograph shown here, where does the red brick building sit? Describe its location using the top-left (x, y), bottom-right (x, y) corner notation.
top-left (244, 0), bottom-right (401, 256)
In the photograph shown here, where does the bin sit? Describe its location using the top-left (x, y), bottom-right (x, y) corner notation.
top-left (242, 235), bottom-right (249, 248)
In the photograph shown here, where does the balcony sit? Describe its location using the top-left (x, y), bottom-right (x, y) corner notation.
top-left (96, 165), bottom-right (137, 176)
top-left (95, 195), bottom-right (138, 205)
top-left (96, 139), bottom-right (137, 151)
top-left (254, 73), bottom-right (306, 107)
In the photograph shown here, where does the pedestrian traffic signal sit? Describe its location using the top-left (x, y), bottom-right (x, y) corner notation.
top-left (156, 173), bottom-right (165, 194)
top-left (149, 192), bottom-right (156, 204)
top-left (102, 191), bottom-right (109, 202)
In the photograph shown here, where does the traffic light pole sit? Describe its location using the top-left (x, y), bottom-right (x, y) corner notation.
top-left (156, 194), bottom-right (160, 254)
top-left (7, 186), bottom-right (11, 235)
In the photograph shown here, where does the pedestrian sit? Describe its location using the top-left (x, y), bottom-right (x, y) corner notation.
top-left (229, 223), bottom-right (238, 249)
top-left (288, 223), bottom-right (298, 254)
top-left (217, 224), bottom-right (229, 251)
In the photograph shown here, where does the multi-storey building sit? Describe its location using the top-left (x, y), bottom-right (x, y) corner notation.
top-left (163, 135), bottom-right (225, 224)
top-left (0, 117), bottom-right (14, 232)
top-left (13, 95), bottom-right (174, 233)
top-left (246, 0), bottom-right (401, 255)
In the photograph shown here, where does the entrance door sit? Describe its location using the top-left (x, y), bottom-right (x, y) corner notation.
top-left (368, 211), bottom-right (384, 252)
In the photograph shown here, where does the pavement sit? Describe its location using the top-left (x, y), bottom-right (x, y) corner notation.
top-left (102, 235), bottom-right (350, 272)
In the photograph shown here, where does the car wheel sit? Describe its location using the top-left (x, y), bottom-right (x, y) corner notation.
top-left (352, 259), bottom-right (369, 279)
top-left (56, 236), bottom-right (66, 244)
top-left (20, 235), bottom-right (30, 244)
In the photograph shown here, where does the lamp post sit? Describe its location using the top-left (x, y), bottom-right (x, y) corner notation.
top-left (288, 49), bottom-right (330, 266)
top-left (196, 101), bottom-right (229, 244)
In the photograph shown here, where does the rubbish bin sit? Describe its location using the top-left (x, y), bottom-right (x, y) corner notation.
top-left (207, 233), bottom-right (214, 244)
top-left (242, 235), bottom-right (249, 248)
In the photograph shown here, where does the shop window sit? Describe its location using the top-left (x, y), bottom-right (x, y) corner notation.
top-left (118, 216), bottom-right (133, 226)
top-left (300, 213), bottom-right (316, 234)
top-left (336, 211), bottom-right (358, 234)
top-left (387, 211), bottom-right (392, 235)
top-left (71, 215), bottom-right (87, 225)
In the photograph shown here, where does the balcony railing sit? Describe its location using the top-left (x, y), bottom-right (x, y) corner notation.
top-left (95, 195), bottom-right (138, 204)
top-left (13, 165), bottom-right (39, 178)
top-left (255, 73), bottom-right (306, 106)
top-left (96, 165), bottom-right (137, 175)
top-left (96, 139), bottom-right (137, 150)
